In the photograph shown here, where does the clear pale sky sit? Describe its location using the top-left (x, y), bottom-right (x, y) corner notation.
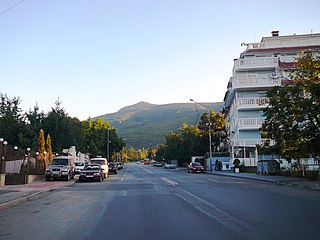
top-left (1, 0), bottom-right (319, 120)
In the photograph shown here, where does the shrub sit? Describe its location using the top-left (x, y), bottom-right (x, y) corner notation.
top-left (233, 159), bottom-right (240, 168)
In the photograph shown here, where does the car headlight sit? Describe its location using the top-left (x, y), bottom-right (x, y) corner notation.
top-left (94, 173), bottom-right (101, 176)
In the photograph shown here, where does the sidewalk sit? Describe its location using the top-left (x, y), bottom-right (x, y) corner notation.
top-left (206, 170), bottom-right (320, 191)
top-left (1, 171), bottom-right (319, 210)
top-left (0, 178), bottom-right (76, 210)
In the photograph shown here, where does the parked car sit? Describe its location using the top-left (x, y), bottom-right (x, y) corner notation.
top-left (79, 164), bottom-right (104, 182)
top-left (164, 163), bottom-right (176, 169)
top-left (109, 162), bottom-right (118, 174)
top-left (188, 162), bottom-right (205, 173)
top-left (45, 156), bottom-right (75, 181)
top-left (74, 162), bottom-right (85, 174)
top-left (153, 162), bottom-right (162, 167)
top-left (116, 162), bottom-right (123, 170)
top-left (90, 157), bottom-right (108, 179)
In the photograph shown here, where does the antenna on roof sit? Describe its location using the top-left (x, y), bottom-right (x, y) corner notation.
top-left (311, 29), bottom-right (313, 36)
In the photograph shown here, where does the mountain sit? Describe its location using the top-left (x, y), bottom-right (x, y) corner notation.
top-left (95, 101), bottom-right (224, 149)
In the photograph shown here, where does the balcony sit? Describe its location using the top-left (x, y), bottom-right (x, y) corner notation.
top-left (232, 138), bottom-right (275, 147)
top-left (234, 57), bottom-right (279, 71)
top-left (237, 97), bottom-right (269, 110)
top-left (237, 118), bottom-right (265, 130)
top-left (233, 74), bottom-right (281, 90)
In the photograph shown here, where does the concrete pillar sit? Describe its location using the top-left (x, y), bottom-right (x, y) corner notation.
top-left (0, 174), bottom-right (6, 186)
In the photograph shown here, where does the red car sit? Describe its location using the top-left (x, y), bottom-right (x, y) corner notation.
top-left (79, 164), bottom-right (104, 182)
top-left (188, 162), bottom-right (205, 173)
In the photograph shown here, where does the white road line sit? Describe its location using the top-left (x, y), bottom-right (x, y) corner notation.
top-left (143, 168), bottom-right (154, 174)
top-left (208, 178), bottom-right (218, 182)
top-left (161, 177), bottom-right (178, 186)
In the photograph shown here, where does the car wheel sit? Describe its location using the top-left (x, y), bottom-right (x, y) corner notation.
top-left (66, 174), bottom-right (71, 181)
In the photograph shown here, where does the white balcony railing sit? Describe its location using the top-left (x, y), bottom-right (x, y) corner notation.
top-left (237, 97), bottom-right (269, 109)
top-left (232, 138), bottom-right (275, 147)
top-left (234, 57), bottom-right (278, 71)
top-left (237, 118), bottom-right (265, 129)
top-left (233, 74), bottom-right (281, 89)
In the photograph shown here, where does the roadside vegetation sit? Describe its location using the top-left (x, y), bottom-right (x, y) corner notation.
top-left (260, 50), bottom-right (320, 178)
top-left (0, 97), bottom-right (125, 159)
top-left (155, 110), bottom-right (228, 166)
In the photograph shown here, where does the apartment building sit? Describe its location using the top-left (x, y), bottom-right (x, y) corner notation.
top-left (223, 31), bottom-right (320, 167)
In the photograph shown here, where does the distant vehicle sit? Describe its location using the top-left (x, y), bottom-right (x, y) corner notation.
top-left (90, 157), bottom-right (108, 179)
top-left (164, 163), bottom-right (176, 169)
top-left (116, 162), bottom-right (123, 170)
top-left (144, 160), bottom-right (151, 165)
top-left (79, 164), bottom-right (104, 182)
top-left (74, 162), bottom-right (85, 174)
top-left (188, 162), bottom-right (205, 173)
top-left (108, 162), bottom-right (118, 174)
top-left (153, 162), bottom-right (162, 167)
top-left (45, 156), bottom-right (75, 181)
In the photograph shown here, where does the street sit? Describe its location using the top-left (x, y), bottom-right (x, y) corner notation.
top-left (0, 163), bottom-right (319, 240)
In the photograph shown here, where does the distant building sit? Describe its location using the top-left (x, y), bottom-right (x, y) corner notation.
top-left (223, 31), bottom-right (320, 168)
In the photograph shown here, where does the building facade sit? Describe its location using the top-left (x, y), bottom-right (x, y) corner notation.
top-left (223, 31), bottom-right (320, 167)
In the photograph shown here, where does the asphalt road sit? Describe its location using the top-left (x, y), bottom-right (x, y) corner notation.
top-left (0, 163), bottom-right (319, 240)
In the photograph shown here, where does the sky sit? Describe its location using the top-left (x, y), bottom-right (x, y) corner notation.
top-left (1, 0), bottom-right (319, 120)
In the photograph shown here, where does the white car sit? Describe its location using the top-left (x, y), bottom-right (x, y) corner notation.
top-left (164, 163), bottom-right (177, 169)
top-left (90, 157), bottom-right (109, 178)
top-left (74, 162), bottom-right (85, 174)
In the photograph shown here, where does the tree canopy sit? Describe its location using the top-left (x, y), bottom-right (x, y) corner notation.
top-left (157, 110), bottom-right (227, 166)
top-left (0, 96), bottom-right (125, 159)
top-left (260, 50), bottom-right (320, 161)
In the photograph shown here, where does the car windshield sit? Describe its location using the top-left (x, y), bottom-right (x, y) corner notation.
top-left (192, 162), bottom-right (201, 166)
top-left (84, 165), bottom-right (100, 170)
top-left (91, 160), bottom-right (106, 165)
top-left (75, 162), bottom-right (84, 166)
top-left (51, 159), bottom-right (68, 165)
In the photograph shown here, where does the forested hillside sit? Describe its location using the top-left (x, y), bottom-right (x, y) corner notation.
top-left (96, 101), bottom-right (223, 148)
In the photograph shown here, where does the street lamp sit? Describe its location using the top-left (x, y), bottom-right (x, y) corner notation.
top-left (0, 138), bottom-right (4, 174)
top-left (190, 99), bottom-right (213, 172)
top-left (25, 147), bottom-right (31, 184)
top-left (107, 130), bottom-right (111, 161)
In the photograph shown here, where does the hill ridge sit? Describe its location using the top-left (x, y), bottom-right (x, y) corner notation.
top-left (95, 101), bottom-right (224, 148)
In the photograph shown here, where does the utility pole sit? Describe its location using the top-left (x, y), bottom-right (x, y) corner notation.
top-left (190, 99), bottom-right (213, 171)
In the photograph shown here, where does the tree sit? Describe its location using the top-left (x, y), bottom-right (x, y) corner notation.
top-left (36, 129), bottom-right (47, 173)
top-left (46, 134), bottom-right (53, 164)
top-left (23, 104), bottom-right (44, 150)
top-left (261, 50), bottom-right (320, 162)
top-left (0, 93), bottom-right (26, 146)
top-left (198, 110), bottom-right (228, 152)
top-left (42, 99), bottom-right (85, 152)
top-left (83, 118), bottom-right (125, 158)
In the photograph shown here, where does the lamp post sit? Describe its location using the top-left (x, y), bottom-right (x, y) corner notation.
top-left (44, 151), bottom-right (47, 168)
top-left (190, 99), bottom-right (213, 172)
top-left (25, 147), bottom-right (31, 184)
top-left (0, 138), bottom-right (4, 174)
top-left (107, 130), bottom-right (112, 161)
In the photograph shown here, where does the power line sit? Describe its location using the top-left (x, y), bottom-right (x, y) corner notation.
top-left (0, 0), bottom-right (26, 16)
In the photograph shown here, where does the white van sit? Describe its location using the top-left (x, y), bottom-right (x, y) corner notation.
top-left (90, 157), bottom-right (109, 178)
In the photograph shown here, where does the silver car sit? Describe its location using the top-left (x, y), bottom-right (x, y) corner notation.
top-left (45, 156), bottom-right (75, 181)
